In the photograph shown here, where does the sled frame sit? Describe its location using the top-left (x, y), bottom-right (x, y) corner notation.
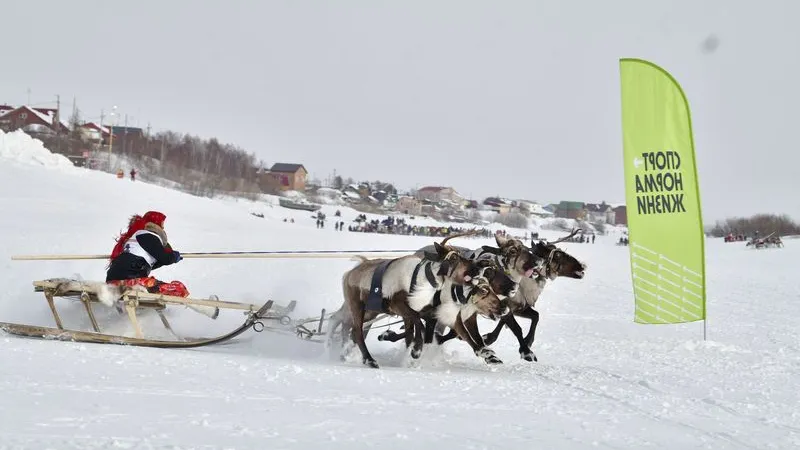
top-left (30, 278), bottom-right (296, 340)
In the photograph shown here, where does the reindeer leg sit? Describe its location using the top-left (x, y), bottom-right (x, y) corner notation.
top-left (463, 314), bottom-right (486, 348)
top-left (391, 303), bottom-right (425, 359)
top-left (453, 314), bottom-right (502, 365)
top-left (350, 301), bottom-right (379, 369)
top-left (403, 317), bottom-right (416, 349)
top-left (516, 307), bottom-right (540, 360)
top-left (503, 313), bottom-right (536, 362)
top-left (423, 317), bottom-right (438, 344)
top-left (481, 315), bottom-right (508, 346)
top-left (377, 328), bottom-right (408, 343)
top-left (435, 329), bottom-right (458, 344)
top-left (338, 320), bottom-right (354, 361)
top-left (376, 318), bottom-right (413, 345)
top-left (465, 314), bottom-right (502, 364)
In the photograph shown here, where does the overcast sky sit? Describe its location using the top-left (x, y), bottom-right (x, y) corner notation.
top-left (3, 0), bottom-right (798, 221)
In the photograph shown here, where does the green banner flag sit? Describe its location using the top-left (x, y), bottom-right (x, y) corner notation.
top-left (619, 58), bottom-right (706, 324)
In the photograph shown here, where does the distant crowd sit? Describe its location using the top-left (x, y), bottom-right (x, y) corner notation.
top-left (280, 211), bottom-right (538, 242)
top-left (346, 214), bottom-right (497, 238)
top-left (559, 233), bottom-right (597, 244)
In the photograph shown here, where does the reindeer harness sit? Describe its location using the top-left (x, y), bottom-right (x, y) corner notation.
top-left (364, 258), bottom-right (441, 312)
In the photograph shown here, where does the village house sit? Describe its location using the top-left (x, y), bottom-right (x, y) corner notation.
top-left (585, 201), bottom-right (615, 224)
top-left (482, 196), bottom-right (514, 214)
top-left (0, 105), bottom-right (70, 135)
top-left (515, 200), bottom-right (536, 214)
top-left (512, 200), bottom-right (552, 218)
top-left (77, 122), bottom-right (111, 144)
top-left (614, 205), bottom-right (628, 225)
top-left (416, 186), bottom-right (464, 205)
top-left (529, 203), bottom-right (555, 218)
top-left (606, 208), bottom-right (617, 225)
top-left (259, 163), bottom-right (308, 192)
top-left (555, 201), bottom-right (587, 220)
top-left (341, 184), bottom-right (363, 202)
top-left (395, 196), bottom-right (422, 215)
top-left (107, 125), bottom-right (145, 143)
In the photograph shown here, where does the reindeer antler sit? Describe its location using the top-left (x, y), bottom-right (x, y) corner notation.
top-left (548, 228), bottom-right (580, 245)
top-left (439, 229), bottom-right (480, 248)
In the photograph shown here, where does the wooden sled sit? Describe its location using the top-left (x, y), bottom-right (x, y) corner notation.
top-left (0, 301), bottom-right (276, 348)
top-left (0, 278), bottom-right (297, 347)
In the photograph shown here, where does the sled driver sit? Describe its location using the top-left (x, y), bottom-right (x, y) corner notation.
top-left (105, 210), bottom-right (189, 297)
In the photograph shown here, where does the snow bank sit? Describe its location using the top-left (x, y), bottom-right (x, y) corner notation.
top-left (1, 148), bottom-right (799, 449)
top-left (0, 129), bottom-right (76, 170)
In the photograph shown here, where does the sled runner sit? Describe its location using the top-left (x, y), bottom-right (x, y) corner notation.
top-left (0, 278), bottom-right (298, 347)
top-left (0, 301), bottom-right (275, 348)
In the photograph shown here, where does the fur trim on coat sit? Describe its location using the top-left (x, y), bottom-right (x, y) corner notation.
top-left (144, 222), bottom-right (169, 246)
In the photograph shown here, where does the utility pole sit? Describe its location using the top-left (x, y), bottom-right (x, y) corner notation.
top-left (71, 96), bottom-right (77, 131)
top-left (123, 114), bottom-right (128, 154)
top-left (99, 109), bottom-right (105, 170)
top-left (55, 95), bottom-right (61, 153)
top-left (108, 106), bottom-right (117, 172)
top-left (55, 94), bottom-right (60, 127)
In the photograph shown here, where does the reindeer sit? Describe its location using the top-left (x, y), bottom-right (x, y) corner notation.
top-left (382, 233), bottom-right (544, 360)
top-left (480, 229), bottom-right (587, 361)
top-left (377, 258), bottom-right (518, 364)
top-left (332, 233), bottom-right (480, 369)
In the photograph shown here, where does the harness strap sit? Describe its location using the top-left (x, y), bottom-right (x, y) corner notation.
top-left (544, 248), bottom-right (558, 278)
top-left (409, 261), bottom-right (423, 294)
top-left (365, 259), bottom-right (395, 312)
top-left (409, 260), bottom-right (440, 295)
top-left (424, 262), bottom-right (438, 289)
top-left (451, 284), bottom-right (468, 304)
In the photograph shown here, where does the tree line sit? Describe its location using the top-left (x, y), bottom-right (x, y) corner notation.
top-left (38, 107), bottom-right (266, 199)
top-left (708, 214), bottom-right (800, 237)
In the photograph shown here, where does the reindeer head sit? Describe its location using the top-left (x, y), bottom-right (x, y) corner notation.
top-left (425, 232), bottom-right (480, 285)
top-left (473, 258), bottom-right (517, 299)
top-left (530, 229), bottom-right (587, 280)
top-left (480, 234), bottom-right (543, 280)
top-left (469, 276), bottom-right (510, 320)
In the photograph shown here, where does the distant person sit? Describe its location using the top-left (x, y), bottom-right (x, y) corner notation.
top-left (130, 168), bottom-right (137, 181)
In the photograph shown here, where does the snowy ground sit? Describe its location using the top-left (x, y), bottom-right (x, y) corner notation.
top-left (1, 131), bottom-right (798, 449)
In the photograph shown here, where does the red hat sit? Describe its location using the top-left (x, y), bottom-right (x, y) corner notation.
top-left (143, 211), bottom-right (166, 227)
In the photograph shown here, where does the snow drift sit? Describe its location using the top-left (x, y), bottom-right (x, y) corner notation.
top-left (0, 129), bottom-right (76, 170)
